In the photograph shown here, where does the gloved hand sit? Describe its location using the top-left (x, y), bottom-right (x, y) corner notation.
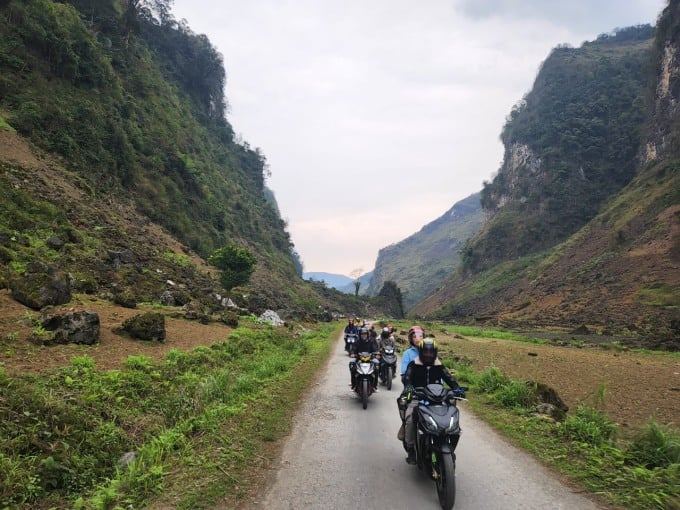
top-left (452, 387), bottom-right (466, 398)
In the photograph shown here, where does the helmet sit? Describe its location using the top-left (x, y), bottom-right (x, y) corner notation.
top-left (359, 327), bottom-right (370, 340)
top-left (381, 327), bottom-right (390, 339)
top-left (408, 326), bottom-right (424, 346)
top-left (418, 338), bottom-right (438, 366)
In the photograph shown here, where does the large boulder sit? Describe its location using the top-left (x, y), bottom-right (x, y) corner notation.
top-left (10, 262), bottom-right (71, 310)
top-left (40, 310), bottom-right (100, 345)
top-left (120, 312), bottom-right (165, 342)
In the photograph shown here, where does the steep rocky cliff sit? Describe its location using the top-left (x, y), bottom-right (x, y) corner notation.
top-left (412, 19), bottom-right (679, 343)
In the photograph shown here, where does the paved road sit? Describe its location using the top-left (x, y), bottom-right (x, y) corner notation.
top-left (248, 334), bottom-right (604, 509)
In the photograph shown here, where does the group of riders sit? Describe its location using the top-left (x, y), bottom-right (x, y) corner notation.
top-left (343, 317), bottom-right (462, 465)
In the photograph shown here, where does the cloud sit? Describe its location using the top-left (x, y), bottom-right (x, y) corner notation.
top-left (171, 0), bottom-right (665, 275)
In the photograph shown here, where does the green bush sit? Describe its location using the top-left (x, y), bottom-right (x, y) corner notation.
top-left (626, 420), bottom-right (680, 469)
top-left (495, 380), bottom-right (537, 409)
top-left (560, 405), bottom-right (617, 445)
top-left (476, 365), bottom-right (509, 393)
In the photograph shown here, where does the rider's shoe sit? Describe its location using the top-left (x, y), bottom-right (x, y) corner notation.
top-left (405, 448), bottom-right (417, 465)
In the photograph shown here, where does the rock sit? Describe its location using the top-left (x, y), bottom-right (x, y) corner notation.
top-left (40, 310), bottom-right (100, 345)
top-left (159, 290), bottom-right (175, 306)
top-left (46, 236), bottom-right (65, 250)
top-left (259, 309), bottom-right (284, 326)
top-left (9, 265), bottom-right (72, 310)
top-left (120, 312), bottom-right (165, 342)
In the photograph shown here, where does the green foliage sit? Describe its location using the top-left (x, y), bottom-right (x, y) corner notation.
top-left (208, 244), bottom-right (257, 296)
top-left (560, 404), bottom-right (617, 446)
top-left (476, 365), bottom-right (510, 393)
top-left (453, 358), bottom-right (679, 510)
top-left (0, 322), bottom-right (337, 508)
top-left (467, 27), bottom-right (653, 272)
top-left (626, 420), bottom-right (680, 469)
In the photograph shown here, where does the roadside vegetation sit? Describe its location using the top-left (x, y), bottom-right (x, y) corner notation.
top-left (0, 321), bottom-right (339, 509)
top-left (452, 361), bottom-right (680, 510)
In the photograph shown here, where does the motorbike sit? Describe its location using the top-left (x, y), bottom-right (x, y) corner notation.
top-left (344, 333), bottom-right (357, 354)
top-left (378, 344), bottom-right (398, 390)
top-left (350, 351), bottom-right (379, 409)
top-left (407, 383), bottom-right (467, 510)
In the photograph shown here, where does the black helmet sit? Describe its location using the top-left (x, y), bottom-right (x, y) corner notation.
top-left (380, 327), bottom-right (390, 339)
top-left (359, 327), bottom-right (370, 340)
top-left (418, 338), bottom-right (437, 366)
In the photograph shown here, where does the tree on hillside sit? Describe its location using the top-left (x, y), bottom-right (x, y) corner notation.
top-left (208, 244), bottom-right (257, 300)
top-left (377, 280), bottom-right (404, 319)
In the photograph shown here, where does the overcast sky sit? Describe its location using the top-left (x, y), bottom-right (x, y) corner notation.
top-left (171, 0), bottom-right (665, 277)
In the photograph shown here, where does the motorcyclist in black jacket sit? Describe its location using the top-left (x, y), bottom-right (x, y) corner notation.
top-left (400, 338), bottom-right (460, 464)
top-left (349, 326), bottom-right (380, 389)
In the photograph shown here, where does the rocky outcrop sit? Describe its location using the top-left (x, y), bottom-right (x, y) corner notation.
top-left (9, 262), bottom-right (71, 310)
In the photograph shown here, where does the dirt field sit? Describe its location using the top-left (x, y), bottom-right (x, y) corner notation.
top-left (0, 290), bottom-right (678, 433)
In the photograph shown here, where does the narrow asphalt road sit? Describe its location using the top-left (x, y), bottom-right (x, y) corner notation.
top-left (247, 333), bottom-right (604, 510)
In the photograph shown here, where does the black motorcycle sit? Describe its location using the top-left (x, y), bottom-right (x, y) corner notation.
top-left (410, 384), bottom-right (466, 510)
top-left (350, 351), bottom-right (379, 409)
top-left (378, 344), bottom-right (398, 390)
top-left (344, 333), bottom-right (357, 354)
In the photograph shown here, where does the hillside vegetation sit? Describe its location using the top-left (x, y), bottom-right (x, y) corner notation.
top-left (411, 21), bottom-right (679, 343)
top-left (367, 193), bottom-right (483, 309)
top-left (0, 0), bottom-right (396, 318)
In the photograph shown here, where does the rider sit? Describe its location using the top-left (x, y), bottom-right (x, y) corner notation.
top-left (400, 338), bottom-right (460, 464)
top-left (344, 316), bottom-right (357, 335)
top-left (349, 326), bottom-right (380, 389)
top-left (378, 326), bottom-right (396, 350)
top-left (400, 326), bottom-right (424, 384)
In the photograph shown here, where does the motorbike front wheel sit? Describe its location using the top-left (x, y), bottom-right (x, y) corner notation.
top-left (386, 366), bottom-right (393, 390)
top-left (361, 379), bottom-right (369, 409)
top-left (435, 452), bottom-right (456, 510)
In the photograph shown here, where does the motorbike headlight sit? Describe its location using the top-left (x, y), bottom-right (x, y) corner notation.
top-left (445, 417), bottom-right (460, 434)
top-left (421, 415), bottom-right (439, 434)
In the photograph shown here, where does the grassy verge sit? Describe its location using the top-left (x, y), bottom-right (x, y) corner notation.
top-left (450, 361), bottom-right (680, 510)
top-left (0, 321), bottom-right (340, 509)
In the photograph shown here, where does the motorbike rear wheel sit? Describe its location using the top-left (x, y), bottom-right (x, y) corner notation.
top-left (361, 379), bottom-right (369, 409)
top-left (435, 452), bottom-right (456, 510)
top-left (386, 366), bottom-right (393, 390)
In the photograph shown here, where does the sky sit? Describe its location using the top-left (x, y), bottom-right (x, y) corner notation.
top-left (170, 0), bottom-right (666, 277)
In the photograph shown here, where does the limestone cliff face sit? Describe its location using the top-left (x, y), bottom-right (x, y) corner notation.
top-left (644, 1), bottom-right (680, 164)
top-left (487, 142), bottom-right (544, 212)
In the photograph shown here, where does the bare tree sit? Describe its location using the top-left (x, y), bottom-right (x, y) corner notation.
top-left (350, 268), bottom-right (363, 297)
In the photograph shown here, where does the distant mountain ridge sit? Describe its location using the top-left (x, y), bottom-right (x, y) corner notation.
top-left (303, 272), bottom-right (353, 290)
top-left (367, 193), bottom-right (484, 309)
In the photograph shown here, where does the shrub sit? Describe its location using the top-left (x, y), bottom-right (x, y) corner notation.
top-left (560, 405), bottom-right (616, 445)
top-left (626, 420), bottom-right (680, 469)
top-left (476, 365), bottom-right (509, 393)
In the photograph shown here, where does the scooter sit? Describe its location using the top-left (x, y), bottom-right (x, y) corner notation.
top-left (379, 344), bottom-right (398, 390)
top-left (350, 351), bottom-right (379, 409)
top-left (405, 384), bottom-right (467, 510)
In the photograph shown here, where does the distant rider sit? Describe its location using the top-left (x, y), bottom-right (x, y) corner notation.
top-left (400, 338), bottom-right (460, 464)
top-left (378, 326), bottom-right (396, 350)
top-left (400, 326), bottom-right (424, 384)
top-left (349, 326), bottom-right (380, 389)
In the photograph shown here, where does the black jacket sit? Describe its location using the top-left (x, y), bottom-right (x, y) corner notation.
top-left (402, 357), bottom-right (459, 389)
top-left (350, 337), bottom-right (379, 356)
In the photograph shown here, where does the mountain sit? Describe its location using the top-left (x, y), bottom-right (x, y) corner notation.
top-left (0, 0), bottom-right (363, 319)
top-left (339, 271), bottom-right (374, 295)
top-left (366, 193), bottom-right (484, 309)
top-left (303, 272), bottom-right (353, 290)
top-left (411, 20), bottom-right (679, 344)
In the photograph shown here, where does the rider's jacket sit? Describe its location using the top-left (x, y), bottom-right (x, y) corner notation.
top-left (350, 337), bottom-right (379, 357)
top-left (402, 357), bottom-right (459, 390)
top-left (344, 324), bottom-right (358, 335)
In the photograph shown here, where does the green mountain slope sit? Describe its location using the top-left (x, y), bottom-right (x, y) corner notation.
top-left (413, 21), bottom-right (680, 343)
top-left (367, 193), bottom-right (483, 309)
top-left (0, 0), bottom-right (358, 316)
